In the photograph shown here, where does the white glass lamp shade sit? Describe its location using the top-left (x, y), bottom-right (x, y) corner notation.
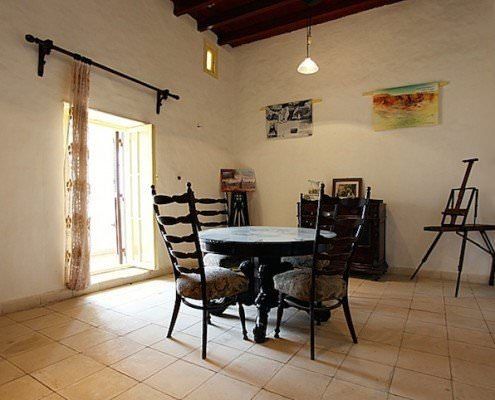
top-left (297, 57), bottom-right (319, 74)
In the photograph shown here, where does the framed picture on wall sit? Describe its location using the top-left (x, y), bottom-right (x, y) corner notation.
top-left (332, 178), bottom-right (363, 198)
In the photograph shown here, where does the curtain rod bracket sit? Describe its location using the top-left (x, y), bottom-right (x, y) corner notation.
top-left (26, 34), bottom-right (53, 77)
top-left (25, 34), bottom-right (179, 114)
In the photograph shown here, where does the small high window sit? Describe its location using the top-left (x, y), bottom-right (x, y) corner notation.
top-left (203, 41), bottom-right (218, 78)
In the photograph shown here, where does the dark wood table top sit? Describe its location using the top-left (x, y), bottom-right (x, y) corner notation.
top-left (199, 226), bottom-right (335, 258)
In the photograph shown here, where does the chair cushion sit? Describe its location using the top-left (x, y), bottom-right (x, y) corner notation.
top-left (176, 266), bottom-right (248, 300)
top-left (203, 253), bottom-right (246, 269)
top-left (281, 255), bottom-right (313, 269)
top-left (273, 269), bottom-right (346, 302)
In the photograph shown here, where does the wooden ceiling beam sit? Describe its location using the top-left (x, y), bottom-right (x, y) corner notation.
top-left (218, 0), bottom-right (403, 46)
top-left (197, 0), bottom-right (298, 32)
top-left (173, 0), bottom-right (217, 17)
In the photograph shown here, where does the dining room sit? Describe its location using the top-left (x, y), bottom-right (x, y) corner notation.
top-left (1, 0), bottom-right (495, 399)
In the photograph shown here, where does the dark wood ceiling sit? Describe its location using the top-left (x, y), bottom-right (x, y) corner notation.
top-left (171, 0), bottom-right (406, 47)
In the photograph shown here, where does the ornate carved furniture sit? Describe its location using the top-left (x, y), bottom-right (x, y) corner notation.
top-left (274, 184), bottom-right (371, 360)
top-left (199, 226), bottom-right (336, 343)
top-left (297, 194), bottom-right (387, 278)
top-left (151, 183), bottom-right (249, 359)
top-left (410, 158), bottom-right (495, 297)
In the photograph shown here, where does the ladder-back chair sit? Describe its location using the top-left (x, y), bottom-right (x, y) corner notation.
top-left (152, 183), bottom-right (249, 359)
top-left (274, 184), bottom-right (371, 360)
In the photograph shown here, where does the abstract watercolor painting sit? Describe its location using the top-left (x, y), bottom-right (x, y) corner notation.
top-left (372, 82), bottom-right (439, 131)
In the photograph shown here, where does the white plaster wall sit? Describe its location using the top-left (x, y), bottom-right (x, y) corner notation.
top-left (0, 0), bottom-right (236, 303)
top-left (232, 0), bottom-right (495, 278)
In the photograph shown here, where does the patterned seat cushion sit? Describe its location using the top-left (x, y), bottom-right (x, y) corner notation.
top-left (281, 255), bottom-right (313, 269)
top-left (203, 253), bottom-right (246, 269)
top-left (176, 266), bottom-right (249, 300)
top-left (273, 269), bottom-right (346, 302)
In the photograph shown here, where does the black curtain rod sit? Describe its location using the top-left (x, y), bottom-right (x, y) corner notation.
top-left (25, 34), bottom-right (179, 114)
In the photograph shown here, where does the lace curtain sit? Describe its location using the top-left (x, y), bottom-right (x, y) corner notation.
top-left (64, 61), bottom-right (91, 290)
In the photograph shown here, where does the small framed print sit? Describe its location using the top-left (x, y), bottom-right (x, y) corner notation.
top-left (332, 178), bottom-right (363, 199)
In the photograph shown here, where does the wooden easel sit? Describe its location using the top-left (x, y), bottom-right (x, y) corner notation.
top-left (410, 158), bottom-right (495, 297)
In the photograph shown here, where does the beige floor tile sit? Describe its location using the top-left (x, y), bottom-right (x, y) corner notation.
top-left (183, 342), bottom-right (243, 372)
top-left (444, 296), bottom-right (477, 308)
top-left (46, 297), bottom-right (90, 313)
top-left (22, 313), bottom-right (71, 330)
top-left (373, 304), bottom-right (409, 319)
top-left (112, 348), bottom-right (176, 381)
top-left (7, 308), bottom-right (53, 322)
top-left (60, 327), bottom-right (117, 351)
top-left (446, 304), bottom-right (483, 319)
top-left (185, 373), bottom-right (259, 400)
top-left (335, 355), bottom-right (393, 391)
top-left (222, 352), bottom-right (283, 386)
top-left (408, 309), bottom-right (445, 326)
top-left (32, 354), bottom-right (104, 390)
top-left (481, 309), bottom-right (495, 322)
top-left (83, 337), bottom-right (144, 365)
top-left (125, 324), bottom-right (166, 346)
top-left (248, 338), bottom-right (304, 363)
top-left (404, 319), bottom-right (447, 338)
top-left (401, 332), bottom-right (449, 356)
top-left (359, 325), bottom-right (403, 347)
top-left (0, 317), bottom-right (15, 328)
top-left (447, 326), bottom-right (495, 348)
top-left (288, 344), bottom-right (345, 376)
top-left (451, 357), bottom-right (495, 389)
top-left (0, 360), bottom-right (23, 386)
top-left (0, 375), bottom-right (52, 400)
top-left (447, 315), bottom-right (489, 332)
top-left (313, 330), bottom-right (354, 354)
top-left (323, 378), bottom-right (388, 400)
top-left (8, 342), bottom-right (76, 373)
top-left (211, 328), bottom-right (254, 351)
top-left (397, 348), bottom-right (450, 379)
top-left (265, 365), bottom-right (331, 400)
top-left (100, 315), bottom-right (150, 336)
top-left (59, 367), bottom-right (137, 400)
top-left (253, 389), bottom-right (291, 400)
top-left (181, 320), bottom-right (233, 340)
top-left (449, 340), bottom-right (495, 367)
top-left (0, 323), bottom-right (33, 342)
top-left (366, 315), bottom-right (406, 331)
top-left (348, 340), bottom-right (399, 366)
top-left (112, 383), bottom-right (175, 400)
top-left (42, 393), bottom-right (66, 400)
top-left (453, 381), bottom-right (495, 400)
top-left (0, 332), bottom-right (53, 358)
top-left (145, 359), bottom-right (214, 399)
top-left (39, 319), bottom-right (92, 340)
top-left (151, 332), bottom-right (200, 358)
top-left (390, 368), bottom-right (452, 400)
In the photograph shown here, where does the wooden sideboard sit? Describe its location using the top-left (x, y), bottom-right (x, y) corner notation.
top-left (297, 196), bottom-right (388, 279)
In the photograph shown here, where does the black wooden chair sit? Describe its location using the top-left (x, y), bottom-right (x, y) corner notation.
top-left (273, 184), bottom-right (371, 360)
top-left (152, 183), bottom-right (249, 359)
top-left (195, 195), bottom-right (245, 269)
top-left (195, 195), bottom-right (254, 314)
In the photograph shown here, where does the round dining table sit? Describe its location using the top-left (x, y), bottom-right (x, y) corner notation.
top-left (199, 226), bottom-right (336, 343)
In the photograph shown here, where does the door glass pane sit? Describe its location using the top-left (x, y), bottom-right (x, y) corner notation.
top-left (88, 123), bottom-right (119, 273)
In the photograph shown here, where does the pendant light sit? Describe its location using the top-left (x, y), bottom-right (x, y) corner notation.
top-left (297, 17), bottom-right (319, 75)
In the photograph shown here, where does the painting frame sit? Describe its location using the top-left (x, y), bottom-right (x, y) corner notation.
top-left (371, 82), bottom-right (440, 132)
top-left (332, 178), bottom-right (363, 199)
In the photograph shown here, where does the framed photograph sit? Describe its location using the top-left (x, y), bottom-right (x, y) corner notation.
top-left (220, 168), bottom-right (256, 192)
top-left (265, 99), bottom-right (312, 139)
top-left (332, 178), bottom-right (363, 199)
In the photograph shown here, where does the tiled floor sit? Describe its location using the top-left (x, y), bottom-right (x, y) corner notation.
top-left (1, 275), bottom-right (495, 400)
